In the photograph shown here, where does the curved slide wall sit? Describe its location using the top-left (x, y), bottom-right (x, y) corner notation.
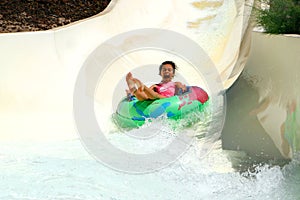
top-left (222, 32), bottom-right (300, 159)
top-left (0, 0), bottom-right (252, 141)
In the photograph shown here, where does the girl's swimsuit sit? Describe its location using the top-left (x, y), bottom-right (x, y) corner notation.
top-left (155, 81), bottom-right (176, 97)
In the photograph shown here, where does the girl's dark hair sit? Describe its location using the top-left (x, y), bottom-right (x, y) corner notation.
top-left (159, 61), bottom-right (177, 75)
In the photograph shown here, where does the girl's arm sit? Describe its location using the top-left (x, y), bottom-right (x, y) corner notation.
top-left (145, 84), bottom-right (165, 99)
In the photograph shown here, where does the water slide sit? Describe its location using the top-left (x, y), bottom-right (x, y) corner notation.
top-left (3, 0), bottom-right (297, 160)
top-left (222, 32), bottom-right (300, 160)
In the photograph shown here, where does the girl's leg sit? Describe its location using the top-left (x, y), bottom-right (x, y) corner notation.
top-left (126, 72), bottom-right (165, 100)
top-left (134, 78), bottom-right (165, 99)
top-left (126, 73), bottom-right (150, 101)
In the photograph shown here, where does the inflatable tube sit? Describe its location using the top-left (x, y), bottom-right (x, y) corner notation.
top-left (114, 86), bottom-right (209, 128)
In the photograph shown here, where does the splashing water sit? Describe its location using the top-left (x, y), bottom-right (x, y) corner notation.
top-left (0, 143), bottom-right (299, 199)
top-left (0, 107), bottom-right (299, 199)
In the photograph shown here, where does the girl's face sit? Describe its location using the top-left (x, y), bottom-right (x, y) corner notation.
top-left (160, 64), bottom-right (174, 82)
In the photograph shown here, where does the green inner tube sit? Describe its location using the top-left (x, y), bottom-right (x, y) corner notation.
top-left (113, 86), bottom-right (209, 128)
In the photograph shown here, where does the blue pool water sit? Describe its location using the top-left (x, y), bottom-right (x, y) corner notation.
top-left (0, 95), bottom-right (299, 200)
top-left (0, 136), bottom-right (299, 200)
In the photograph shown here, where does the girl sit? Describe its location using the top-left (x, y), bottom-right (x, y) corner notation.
top-left (126, 61), bottom-right (187, 101)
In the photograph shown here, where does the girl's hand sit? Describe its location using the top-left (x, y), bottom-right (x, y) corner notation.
top-left (175, 82), bottom-right (186, 92)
